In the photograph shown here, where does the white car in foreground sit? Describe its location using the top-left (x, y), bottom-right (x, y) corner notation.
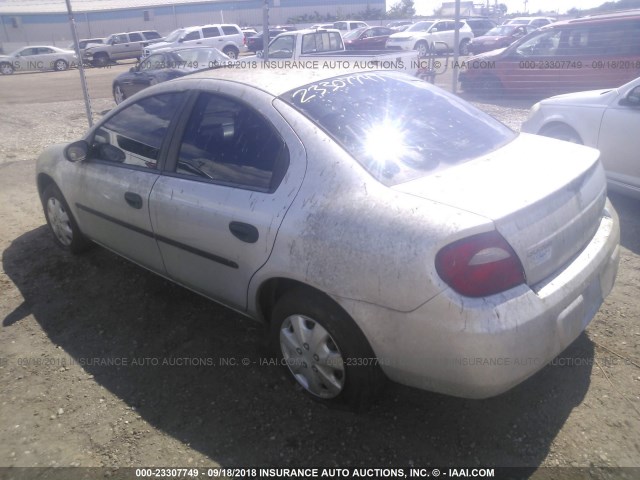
top-left (0, 46), bottom-right (77, 74)
top-left (522, 77), bottom-right (640, 199)
top-left (36, 69), bottom-right (619, 408)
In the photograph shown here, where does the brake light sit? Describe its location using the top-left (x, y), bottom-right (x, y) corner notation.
top-left (435, 231), bottom-right (525, 297)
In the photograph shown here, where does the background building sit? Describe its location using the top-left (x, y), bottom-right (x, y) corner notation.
top-left (0, 0), bottom-right (385, 50)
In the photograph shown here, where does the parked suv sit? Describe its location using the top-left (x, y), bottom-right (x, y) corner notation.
top-left (386, 19), bottom-right (474, 56)
top-left (84, 31), bottom-right (161, 66)
top-left (144, 24), bottom-right (243, 59)
top-left (333, 21), bottom-right (369, 31)
top-left (461, 9), bottom-right (640, 95)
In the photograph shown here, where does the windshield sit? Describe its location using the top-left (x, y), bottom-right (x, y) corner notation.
top-left (485, 25), bottom-right (517, 36)
top-left (164, 29), bottom-right (185, 43)
top-left (280, 72), bottom-right (515, 186)
top-left (343, 28), bottom-right (366, 40)
top-left (407, 21), bottom-right (434, 33)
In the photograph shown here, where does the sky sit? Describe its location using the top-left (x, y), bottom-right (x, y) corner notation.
top-left (410, 0), bottom-right (610, 15)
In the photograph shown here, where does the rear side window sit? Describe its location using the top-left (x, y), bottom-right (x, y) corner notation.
top-left (175, 93), bottom-right (288, 192)
top-left (280, 72), bottom-right (515, 186)
top-left (129, 32), bottom-right (143, 42)
top-left (221, 26), bottom-right (240, 35)
top-left (143, 31), bottom-right (161, 40)
top-left (202, 27), bottom-right (221, 38)
top-left (301, 32), bottom-right (342, 53)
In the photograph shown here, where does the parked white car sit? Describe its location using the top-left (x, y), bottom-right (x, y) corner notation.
top-left (144, 24), bottom-right (243, 59)
top-left (0, 46), bottom-right (77, 74)
top-left (522, 77), bottom-right (640, 199)
top-left (36, 69), bottom-right (619, 408)
top-left (333, 20), bottom-right (369, 31)
top-left (503, 16), bottom-right (555, 29)
top-left (386, 19), bottom-right (474, 56)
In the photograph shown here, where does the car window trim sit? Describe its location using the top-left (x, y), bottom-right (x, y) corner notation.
top-left (87, 90), bottom-right (191, 172)
top-left (163, 90), bottom-right (290, 194)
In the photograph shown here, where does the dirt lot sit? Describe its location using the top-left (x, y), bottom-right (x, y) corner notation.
top-left (0, 65), bottom-right (639, 479)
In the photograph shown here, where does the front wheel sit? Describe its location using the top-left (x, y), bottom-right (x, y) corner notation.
top-left (54, 59), bottom-right (69, 71)
top-left (113, 83), bottom-right (126, 104)
top-left (459, 39), bottom-right (470, 56)
top-left (92, 54), bottom-right (109, 68)
top-left (270, 288), bottom-right (385, 409)
top-left (42, 183), bottom-right (92, 253)
top-left (415, 40), bottom-right (430, 58)
top-left (0, 62), bottom-right (14, 75)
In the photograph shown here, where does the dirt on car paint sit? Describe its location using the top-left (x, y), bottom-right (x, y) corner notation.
top-left (0, 67), bottom-right (639, 478)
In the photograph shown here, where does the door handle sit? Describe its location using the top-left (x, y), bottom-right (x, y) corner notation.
top-left (124, 191), bottom-right (143, 209)
top-left (229, 221), bottom-right (259, 243)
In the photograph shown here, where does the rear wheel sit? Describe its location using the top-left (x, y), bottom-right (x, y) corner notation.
top-left (222, 46), bottom-right (239, 59)
top-left (42, 183), bottom-right (91, 254)
top-left (113, 83), bottom-right (126, 104)
top-left (476, 74), bottom-right (503, 96)
top-left (54, 59), bottom-right (69, 71)
top-left (270, 288), bottom-right (385, 410)
top-left (0, 62), bottom-right (14, 75)
top-left (540, 124), bottom-right (583, 144)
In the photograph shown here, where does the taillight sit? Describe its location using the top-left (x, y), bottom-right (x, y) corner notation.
top-left (435, 230), bottom-right (525, 297)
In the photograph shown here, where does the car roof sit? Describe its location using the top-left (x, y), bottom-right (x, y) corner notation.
top-left (180, 67), bottom-right (396, 97)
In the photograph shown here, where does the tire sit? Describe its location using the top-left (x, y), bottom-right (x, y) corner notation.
top-left (476, 74), bottom-right (503, 96)
top-left (270, 288), bottom-right (385, 410)
top-left (222, 46), bottom-right (239, 60)
top-left (0, 62), bottom-right (14, 75)
top-left (113, 83), bottom-right (126, 104)
top-left (41, 183), bottom-right (92, 254)
top-left (54, 59), bottom-right (69, 71)
top-left (92, 54), bottom-right (109, 68)
top-left (459, 39), bottom-right (470, 56)
top-left (540, 124), bottom-right (583, 144)
top-left (415, 40), bottom-right (429, 58)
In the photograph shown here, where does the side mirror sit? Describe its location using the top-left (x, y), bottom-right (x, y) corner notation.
top-left (64, 140), bottom-right (89, 162)
top-left (98, 143), bottom-right (126, 163)
top-left (257, 50), bottom-right (263, 58)
top-left (431, 28), bottom-right (438, 33)
top-left (620, 86), bottom-right (640, 107)
top-left (129, 67), bottom-right (136, 73)
top-left (178, 38), bottom-right (185, 43)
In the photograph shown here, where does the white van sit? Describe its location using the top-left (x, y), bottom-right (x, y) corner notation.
top-left (144, 24), bottom-right (243, 58)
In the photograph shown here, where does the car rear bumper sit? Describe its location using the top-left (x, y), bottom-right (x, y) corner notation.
top-left (336, 200), bottom-right (620, 398)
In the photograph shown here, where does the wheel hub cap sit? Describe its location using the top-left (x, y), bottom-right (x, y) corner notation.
top-left (279, 314), bottom-right (345, 399)
top-left (47, 197), bottom-right (73, 246)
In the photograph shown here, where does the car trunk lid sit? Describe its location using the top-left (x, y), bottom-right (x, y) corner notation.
top-left (394, 133), bottom-right (607, 286)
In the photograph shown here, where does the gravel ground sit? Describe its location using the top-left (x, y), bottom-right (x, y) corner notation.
top-left (0, 68), bottom-right (639, 480)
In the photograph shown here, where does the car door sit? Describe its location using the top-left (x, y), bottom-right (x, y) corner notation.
top-left (598, 87), bottom-right (640, 190)
top-left (181, 30), bottom-right (203, 47)
top-left (149, 86), bottom-right (306, 310)
top-left (109, 34), bottom-right (131, 60)
top-left (72, 92), bottom-right (187, 272)
top-left (36, 47), bottom-right (57, 70)
top-left (202, 26), bottom-right (223, 48)
top-left (15, 47), bottom-right (40, 71)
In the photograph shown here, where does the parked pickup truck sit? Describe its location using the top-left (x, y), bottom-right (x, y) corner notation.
top-left (253, 28), bottom-right (422, 76)
top-left (84, 30), bottom-right (162, 67)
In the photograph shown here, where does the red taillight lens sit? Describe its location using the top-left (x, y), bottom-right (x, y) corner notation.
top-left (435, 230), bottom-right (526, 297)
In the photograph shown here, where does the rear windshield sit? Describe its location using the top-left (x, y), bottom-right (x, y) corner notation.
top-left (280, 72), bottom-right (515, 186)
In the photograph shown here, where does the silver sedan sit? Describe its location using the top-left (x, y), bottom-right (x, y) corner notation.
top-left (0, 46), bottom-right (77, 74)
top-left (522, 76), bottom-right (640, 199)
top-left (36, 69), bottom-right (620, 408)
